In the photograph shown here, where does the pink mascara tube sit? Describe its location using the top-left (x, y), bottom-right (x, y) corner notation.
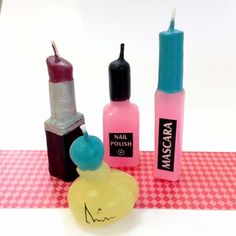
top-left (154, 11), bottom-right (185, 181)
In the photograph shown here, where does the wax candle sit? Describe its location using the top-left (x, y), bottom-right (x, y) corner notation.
top-left (154, 10), bottom-right (185, 181)
top-left (103, 44), bottom-right (139, 168)
top-left (44, 42), bottom-right (84, 182)
top-left (68, 125), bottom-right (139, 226)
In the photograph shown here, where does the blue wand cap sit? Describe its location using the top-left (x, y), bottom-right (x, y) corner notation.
top-left (158, 9), bottom-right (184, 93)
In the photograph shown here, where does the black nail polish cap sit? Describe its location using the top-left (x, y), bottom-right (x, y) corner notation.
top-left (109, 43), bottom-right (131, 101)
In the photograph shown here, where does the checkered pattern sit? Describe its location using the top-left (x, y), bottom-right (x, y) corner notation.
top-left (0, 150), bottom-right (235, 209)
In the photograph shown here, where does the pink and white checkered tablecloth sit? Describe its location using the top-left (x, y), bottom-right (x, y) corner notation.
top-left (0, 150), bottom-right (235, 209)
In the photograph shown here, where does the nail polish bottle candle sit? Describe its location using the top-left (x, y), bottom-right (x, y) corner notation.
top-left (103, 44), bottom-right (139, 168)
top-left (154, 11), bottom-right (185, 181)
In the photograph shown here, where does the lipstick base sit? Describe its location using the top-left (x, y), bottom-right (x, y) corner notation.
top-left (45, 126), bottom-right (83, 182)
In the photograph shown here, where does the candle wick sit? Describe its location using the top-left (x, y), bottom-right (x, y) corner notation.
top-left (83, 131), bottom-right (89, 140)
top-left (119, 43), bottom-right (125, 60)
top-left (51, 40), bottom-right (60, 58)
top-left (80, 124), bottom-right (89, 140)
top-left (171, 8), bottom-right (176, 22)
top-left (169, 8), bottom-right (176, 31)
top-left (0, 0), bottom-right (2, 15)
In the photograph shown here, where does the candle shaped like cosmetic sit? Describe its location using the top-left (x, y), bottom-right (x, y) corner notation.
top-left (154, 11), bottom-right (185, 181)
top-left (68, 125), bottom-right (139, 226)
top-left (103, 44), bottom-right (139, 168)
top-left (44, 42), bottom-right (84, 182)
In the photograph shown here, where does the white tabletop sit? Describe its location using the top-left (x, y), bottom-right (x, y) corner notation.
top-left (0, 209), bottom-right (235, 236)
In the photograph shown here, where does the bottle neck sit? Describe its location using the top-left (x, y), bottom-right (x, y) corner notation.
top-left (76, 162), bottom-right (110, 181)
top-left (111, 99), bottom-right (130, 103)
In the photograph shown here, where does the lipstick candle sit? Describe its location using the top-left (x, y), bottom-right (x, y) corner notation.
top-left (154, 10), bottom-right (185, 181)
top-left (44, 42), bottom-right (84, 182)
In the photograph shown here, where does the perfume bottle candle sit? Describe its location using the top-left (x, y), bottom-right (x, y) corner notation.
top-left (44, 42), bottom-right (84, 182)
top-left (154, 10), bottom-right (185, 181)
top-left (68, 125), bottom-right (139, 226)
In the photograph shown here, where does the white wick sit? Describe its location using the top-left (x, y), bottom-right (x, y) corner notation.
top-left (0, 0), bottom-right (2, 15)
top-left (171, 8), bottom-right (176, 22)
top-left (51, 40), bottom-right (60, 57)
top-left (80, 124), bottom-right (87, 134)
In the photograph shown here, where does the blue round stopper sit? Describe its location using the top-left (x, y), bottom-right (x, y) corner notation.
top-left (69, 135), bottom-right (104, 170)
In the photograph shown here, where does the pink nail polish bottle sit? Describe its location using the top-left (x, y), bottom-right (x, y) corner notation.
top-left (103, 44), bottom-right (139, 168)
top-left (154, 11), bottom-right (185, 181)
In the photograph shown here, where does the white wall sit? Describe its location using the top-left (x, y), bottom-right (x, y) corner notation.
top-left (0, 0), bottom-right (235, 151)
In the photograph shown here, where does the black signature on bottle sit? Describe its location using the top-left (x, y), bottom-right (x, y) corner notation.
top-left (84, 202), bottom-right (116, 224)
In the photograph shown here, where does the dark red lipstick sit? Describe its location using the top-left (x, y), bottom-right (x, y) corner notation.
top-left (44, 42), bottom-right (84, 182)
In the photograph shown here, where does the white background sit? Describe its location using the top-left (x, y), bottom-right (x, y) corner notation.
top-left (0, 0), bottom-right (236, 151)
top-left (0, 1), bottom-right (235, 236)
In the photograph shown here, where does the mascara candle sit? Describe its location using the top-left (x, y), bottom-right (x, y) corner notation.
top-left (154, 10), bottom-right (185, 181)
